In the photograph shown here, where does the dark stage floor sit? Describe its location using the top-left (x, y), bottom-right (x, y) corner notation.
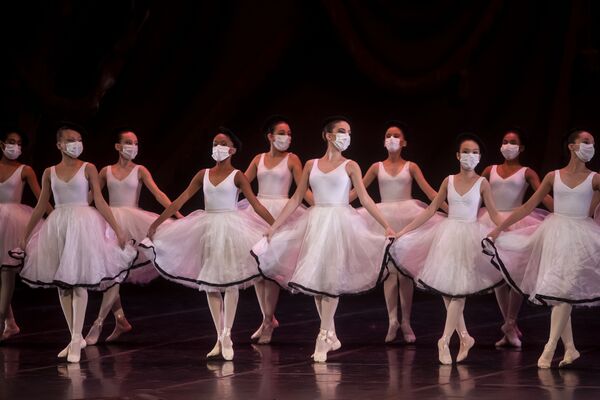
top-left (1, 280), bottom-right (600, 399)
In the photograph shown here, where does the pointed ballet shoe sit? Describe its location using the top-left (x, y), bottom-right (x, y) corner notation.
top-left (84, 320), bottom-right (103, 346)
top-left (400, 321), bottom-right (416, 344)
top-left (331, 332), bottom-right (342, 352)
top-left (58, 338), bottom-right (87, 358)
top-left (437, 337), bottom-right (452, 365)
top-left (206, 341), bottom-right (222, 358)
top-left (257, 322), bottom-right (274, 344)
top-left (105, 314), bottom-right (132, 342)
top-left (67, 335), bottom-right (83, 363)
top-left (537, 345), bottom-right (556, 369)
top-left (501, 322), bottom-right (522, 348)
top-left (457, 333), bottom-right (475, 363)
top-left (313, 329), bottom-right (335, 363)
top-left (385, 320), bottom-right (399, 343)
top-left (495, 336), bottom-right (508, 347)
top-left (559, 349), bottom-right (580, 368)
top-left (220, 328), bottom-right (234, 361)
top-left (251, 323), bottom-right (264, 341)
top-left (2, 321), bottom-right (21, 341)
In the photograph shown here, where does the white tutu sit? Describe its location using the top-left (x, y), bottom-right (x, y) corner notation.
top-left (238, 195), bottom-right (306, 225)
top-left (478, 207), bottom-right (549, 230)
top-left (1, 203), bottom-right (35, 269)
top-left (389, 217), bottom-right (503, 297)
top-left (140, 209), bottom-right (269, 292)
top-left (252, 205), bottom-right (392, 297)
top-left (111, 206), bottom-right (166, 285)
top-left (16, 205), bottom-right (137, 291)
top-left (486, 214), bottom-right (600, 306)
top-left (359, 200), bottom-right (445, 275)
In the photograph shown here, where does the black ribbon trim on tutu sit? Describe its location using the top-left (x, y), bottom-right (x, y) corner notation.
top-left (254, 237), bottom-right (394, 298)
top-left (415, 278), bottom-right (504, 299)
top-left (480, 238), bottom-right (600, 307)
top-left (10, 240), bottom-right (140, 293)
top-left (139, 241), bottom-right (261, 290)
top-left (386, 252), bottom-right (419, 281)
top-left (250, 249), bottom-right (289, 291)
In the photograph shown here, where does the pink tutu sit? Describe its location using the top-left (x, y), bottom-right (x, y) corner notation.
top-left (1, 203), bottom-right (37, 270)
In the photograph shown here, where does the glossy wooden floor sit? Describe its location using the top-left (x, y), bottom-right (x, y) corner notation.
top-left (1, 280), bottom-right (599, 399)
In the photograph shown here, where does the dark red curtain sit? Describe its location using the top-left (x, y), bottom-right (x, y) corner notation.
top-left (2, 0), bottom-right (599, 211)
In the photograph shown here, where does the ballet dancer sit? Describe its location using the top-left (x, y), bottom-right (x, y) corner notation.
top-left (143, 127), bottom-right (274, 361)
top-left (13, 123), bottom-right (136, 362)
top-left (486, 129), bottom-right (600, 368)
top-left (389, 133), bottom-right (504, 365)
top-left (0, 129), bottom-right (48, 341)
top-left (85, 127), bottom-right (183, 345)
top-left (352, 120), bottom-right (446, 343)
top-left (242, 116), bottom-right (307, 344)
top-left (480, 127), bottom-right (553, 348)
top-left (253, 116), bottom-right (395, 363)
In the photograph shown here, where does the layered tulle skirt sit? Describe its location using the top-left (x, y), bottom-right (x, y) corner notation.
top-left (111, 206), bottom-right (169, 284)
top-left (252, 204), bottom-right (392, 297)
top-left (1, 203), bottom-right (35, 270)
top-left (389, 217), bottom-right (503, 297)
top-left (140, 209), bottom-right (269, 292)
top-left (478, 207), bottom-right (549, 230)
top-left (485, 214), bottom-right (600, 306)
top-left (15, 205), bottom-right (137, 291)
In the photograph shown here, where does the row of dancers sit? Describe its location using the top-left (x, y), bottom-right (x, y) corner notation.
top-left (1, 117), bottom-right (599, 369)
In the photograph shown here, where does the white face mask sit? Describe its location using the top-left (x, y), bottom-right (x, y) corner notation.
top-left (384, 137), bottom-right (401, 152)
top-left (64, 141), bottom-right (83, 159)
top-left (2, 144), bottom-right (22, 160)
top-left (212, 145), bottom-right (231, 162)
top-left (460, 153), bottom-right (480, 170)
top-left (332, 132), bottom-right (351, 152)
top-left (120, 144), bottom-right (138, 160)
top-left (272, 135), bottom-right (291, 151)
top-left (500, 144), bottom-right (520, 160)
top-left (575, 143), bottom-right (595, 163)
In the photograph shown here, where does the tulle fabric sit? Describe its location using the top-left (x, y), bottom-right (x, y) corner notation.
top-left (140, 209), bottom-right (269, 292)
top-left (488, 214), bottom-right (600, 306)
top-left (1, 203), bottom-right (36, 269)
top-left (478, 207), bottom-right (549, 230)
top-left (16, 205), bottom-right (137, 291)
top-left (110, 206), bottom-right (170, 284)
top-left (389, 217), bottom-right (503, 297)
top-left (252, 205), bottom-right (392, 297)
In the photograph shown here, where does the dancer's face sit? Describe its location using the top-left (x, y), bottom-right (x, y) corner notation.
top-left (213, 133), bottom-right (236, 155)
top-left (268, 122), bottom-right (291, 141)
top-left (118, 131), bottom-right (138, 147)
top-left (57, 129), bottom-right (82, 148)
top-left (0, 132), bottom-right (22, 149)
top-left (502, 132), bottom-right (522, 147)
top-left (457, 140), bottom-right (480, 159)
top-left (325, 121), bottom-right (351, 141)
top-left (572, 131), bottom-right (594, 147)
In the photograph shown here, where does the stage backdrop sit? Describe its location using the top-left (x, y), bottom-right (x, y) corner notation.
top-left (2, 0), bottom-right (600, 213)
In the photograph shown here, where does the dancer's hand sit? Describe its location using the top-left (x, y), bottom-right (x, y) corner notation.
top-left (486, 228), bottom-right (501, 242)
top-left (265, 227), bottom-right (275, 243)
top-left (395, 228), bottom-right (407, 239)
top-left (147, 223), bottom-right (158, 240)
top-left (384, 226), bottom-right (396, 238)
top-left (116, 230), bottom-right (127, 249)
top-left (18, 236), bottom-right (26, 251)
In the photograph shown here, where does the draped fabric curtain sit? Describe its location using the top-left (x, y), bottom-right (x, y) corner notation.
top-left (1, 0), bottom-right (597, 209)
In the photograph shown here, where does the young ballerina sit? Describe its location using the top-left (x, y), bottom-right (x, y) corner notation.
top-left (388, 133), bottom-right (504, 365)
top-left (480, 128), bottom-right (553, 348)
top-left (142, 127), bottom-right (274, 361)
top-left (13, 123), bottom-right (136, 363)
top-left (252, 116), bottom-right (395, 363)
top-left (85, 128), bottom-right (183, 346)
top-left (0, 129), bottom-right (47, 341)
top-left (485, 129), bottom-right (600, 369)
top-left (242, 116), bottom-right (307, 344)
top-left (352, 120), bottom-right (446, 344)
